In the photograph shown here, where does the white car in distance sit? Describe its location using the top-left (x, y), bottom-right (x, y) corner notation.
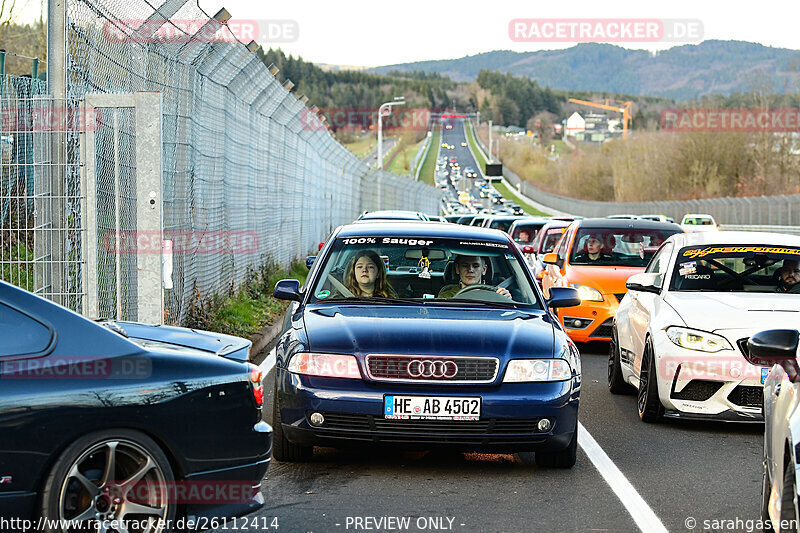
top-left (681, 213), bottom-right (719, 232)
top-left (610, 231), bottom-right (800, 422)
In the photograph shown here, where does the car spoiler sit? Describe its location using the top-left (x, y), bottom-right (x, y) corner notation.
top-left (117, 322), bottom-right (252, 362)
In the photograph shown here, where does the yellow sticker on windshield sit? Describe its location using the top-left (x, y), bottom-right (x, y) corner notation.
top-left (682, 246), bottom-right (800, 259)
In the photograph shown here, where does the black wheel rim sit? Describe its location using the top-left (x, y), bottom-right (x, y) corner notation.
top-left (58, 439), bottom-right (168, 533)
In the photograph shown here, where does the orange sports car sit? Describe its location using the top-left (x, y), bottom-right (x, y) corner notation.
top-left (541, 218), bottom-right (682, 343)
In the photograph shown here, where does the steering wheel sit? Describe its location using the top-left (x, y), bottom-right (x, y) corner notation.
top-left (454, 284), bottom-right (497, 296)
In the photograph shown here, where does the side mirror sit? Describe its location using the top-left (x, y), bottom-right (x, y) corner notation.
top-left (542, 253), bottom-right (558, 265)
top-left (306, 256), bottom-right (316, 270)
top-left (547, 287), bottom-right (581, 308)
top-left (522, 245), bottom-right (534, 254)
top-left (626, 273), bottom-right (662, 294)
top-left (273, 279), bottom-right (302, 302)
top-left (745, 329), bottom-right (799, 366)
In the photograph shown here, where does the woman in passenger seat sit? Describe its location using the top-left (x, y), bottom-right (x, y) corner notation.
top-left (343, 250), bottom-right (397, 298)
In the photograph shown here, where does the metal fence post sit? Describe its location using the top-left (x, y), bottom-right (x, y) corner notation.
top-left (46, 0), bottom-right (67, 304)
top-left (135, 92), bottom-right (164, 324)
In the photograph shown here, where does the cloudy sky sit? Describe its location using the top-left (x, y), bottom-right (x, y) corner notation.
top-left (192, 0), bottom-right (800, 66)
top-left (11, 0), bottom-right (798, 66)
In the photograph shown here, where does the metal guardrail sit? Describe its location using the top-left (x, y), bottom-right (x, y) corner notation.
top-left (720, 225), bottom-right (800, 235)
top-left (411, 133), bottom-right (433, 181)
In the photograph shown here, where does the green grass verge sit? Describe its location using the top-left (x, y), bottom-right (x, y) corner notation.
top-left (1, 242), bottom-right (34, 290)
top-left (464, 121), bottom-right (488, 171)
top-left (342, 135), bottom-right (378, 159)
top-left (385, 139), bottom-right (424, 175)
top-left (417, 130), bottom-right (440, 185)
top-left (185, 259), bottom-right (310, 338)
top-left (493, 180), bottom-right (549, 216)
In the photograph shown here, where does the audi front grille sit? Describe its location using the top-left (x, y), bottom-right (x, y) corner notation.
top-left (366, 354), bottom-right (499, 384)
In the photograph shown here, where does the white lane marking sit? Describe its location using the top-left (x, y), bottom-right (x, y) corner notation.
top-left (260, 347), bottom-right (276, 376)
top-left (578, 422), bottom-right (668, 533)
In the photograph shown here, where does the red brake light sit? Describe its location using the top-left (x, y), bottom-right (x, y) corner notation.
top-left (318, 242), bottom-right (325, 250)
top-left (249, 365), bottom-right (264, 406)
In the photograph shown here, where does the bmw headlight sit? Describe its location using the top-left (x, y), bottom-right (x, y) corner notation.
top-left (503, 359), bottom-right (572, 382)
top-left (569, 283), bottom-right (603, 302)
top-left (665, 327), bottom-right (733, 353)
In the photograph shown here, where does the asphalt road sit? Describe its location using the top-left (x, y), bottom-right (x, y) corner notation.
top-left (213, 342), bottom-right (763, 533)
top-left (438, 119), bottom-right (505, 213)
top-left (365, 138), bottom-right (400, 168)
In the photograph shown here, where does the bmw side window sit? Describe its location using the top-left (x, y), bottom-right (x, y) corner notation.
top-left (0, 302), bottom-right (53, 357)
top-left (645, 243), bottom-right (673, 274)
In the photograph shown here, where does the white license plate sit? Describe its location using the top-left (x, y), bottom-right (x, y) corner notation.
top-left (383, 395), bottom-right (481, 421)
top-left (761, 368), bottom-right (769, 384)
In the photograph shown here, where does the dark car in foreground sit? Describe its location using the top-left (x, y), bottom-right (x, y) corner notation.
top-left (0, 281), bottom-right (271, 530)
top-left (743, 330), bottom-right (800, 529)
top-left (272, 222), bottom-right (582, 468)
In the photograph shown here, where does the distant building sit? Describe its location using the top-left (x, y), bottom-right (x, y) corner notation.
top-left (565, 112), bottom-right (586, 134)
top-left (583, 113), bottom-right (608, 131)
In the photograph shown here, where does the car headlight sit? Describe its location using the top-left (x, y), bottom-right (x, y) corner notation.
top-left (569, 283), bottom-right (603, 302)
top-left (665, 327), bottom-right (733, 353)
top-left (503, 359), bottom-right (572, 382)
top-left (287, 353), bottom-right (362, 379)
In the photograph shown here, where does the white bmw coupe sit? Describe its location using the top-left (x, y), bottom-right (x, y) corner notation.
top-left (610, 231), bottom-right (800, 422)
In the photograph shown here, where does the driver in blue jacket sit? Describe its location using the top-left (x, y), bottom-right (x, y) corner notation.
top-left (438, 254), bottom-right (512, 299)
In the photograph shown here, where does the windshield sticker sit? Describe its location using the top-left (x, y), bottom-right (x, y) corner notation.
top-left (381, 238), bottom-right (434, 246)
top-left (682, 246), bottom-right (800, 259)
top-left (417, 257), bottom-right (431, 279)
top-left (459, 241), bottom-right (508, 248)
top-left (341, 237), bottom-right (376, 245)
top-left (316, 290), bottom-right (331, 299)
top-left (339, 237), bottom-right (434, 246)
top-left (679, 261), bottom-right (697, 276)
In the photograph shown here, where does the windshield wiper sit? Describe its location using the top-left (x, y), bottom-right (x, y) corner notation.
top-left (323, 296), bottom-right (426, 305)
top-left (441, 298), bottom-right (524, 308)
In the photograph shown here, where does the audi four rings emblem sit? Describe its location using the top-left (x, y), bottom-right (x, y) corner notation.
top-left (406, 359), bottom-right (458, 378)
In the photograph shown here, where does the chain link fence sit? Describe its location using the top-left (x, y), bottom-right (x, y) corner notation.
top-left (471, 121), bottom-right (800, 226)
top-left (0, 76), bottom-right (86, 311)
top-left (0, 1), bottom-right (440, 323)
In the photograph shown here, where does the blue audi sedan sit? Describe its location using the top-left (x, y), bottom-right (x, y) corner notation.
top-left (272, 222), bottom-right (582, 467)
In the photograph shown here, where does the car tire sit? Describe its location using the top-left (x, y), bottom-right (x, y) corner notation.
top-left (637, 340), bottom-right (664, 423)
top-left (781, 460), bottom-right (799, 531)
top-left (39, 429), bottom-right (176, 532)
top-left (272, 396), bottom-right (313, 462)
top-left (533, 424), bottom-right (578, 469)
top-left (608, 326), bottom-right (635, 395)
